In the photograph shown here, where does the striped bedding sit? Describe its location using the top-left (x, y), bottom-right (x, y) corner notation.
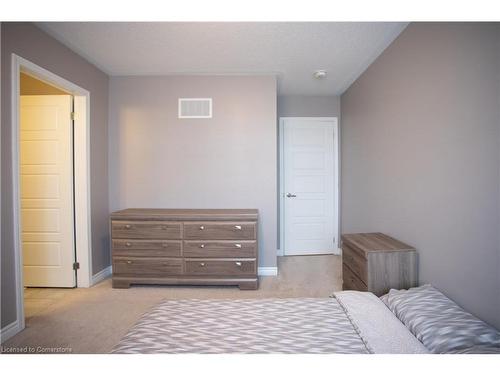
top-left (112, 292), bottom-right (427, 354)
top-left (381, 285), bottom-right (500, 353)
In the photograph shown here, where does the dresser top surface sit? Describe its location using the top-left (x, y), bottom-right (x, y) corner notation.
top-left (110, 208), bottom-right (259, 221)
top-left (342, 233), bottom-right (415, 255)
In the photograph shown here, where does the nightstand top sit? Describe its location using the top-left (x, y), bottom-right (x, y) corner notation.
top-left (342, 232), bottom-right (415, 256)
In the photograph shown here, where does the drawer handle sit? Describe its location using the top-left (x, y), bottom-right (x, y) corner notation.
top-left (199, 262), bottom-right (206, 267)
top-left (125, 224), bottom-right (131, 229)
top-left (234, 225), bottom-right (242, 230)
top-left (200, 244), bottom-right (205, 248)
top-left (162, 243), bottom-right (169, 248)
top-left (235, 262), bottom-right (242, 267)
top-left (235, 244), bottom-right (242, 248)
top-left (126, 260), bottom-right (132, 264)
top-left (199, 226), bottom-right (205, 230)
top-left (125, 242), bottom-right (132, 247)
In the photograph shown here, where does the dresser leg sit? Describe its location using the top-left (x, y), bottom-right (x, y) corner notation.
top-left (238, 280), bottom-right (258, 290)
top-left (112, 279), bottom-right (130, 289)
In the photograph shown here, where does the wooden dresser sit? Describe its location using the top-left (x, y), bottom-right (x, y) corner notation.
top-left (110, 209), bottom-right (259, 290)
top-left (341, 233), bottom-right (418, 296)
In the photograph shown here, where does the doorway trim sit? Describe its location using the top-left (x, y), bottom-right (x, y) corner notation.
top-left (278, 117), bottom-right (340, 257)
top-left (9, 54), bottom-right (93, 340)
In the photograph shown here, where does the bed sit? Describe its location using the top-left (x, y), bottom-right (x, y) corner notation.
top-left (112, 285), bottom-right (500, 354)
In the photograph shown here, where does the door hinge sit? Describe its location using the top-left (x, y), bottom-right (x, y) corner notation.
top-left (73, 262), bottom-right (80, 270)
top-left (71, 112), bottom-right (76, 120)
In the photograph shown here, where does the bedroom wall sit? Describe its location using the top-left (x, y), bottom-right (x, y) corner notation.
top-left (1, 22), bottom-right (110, 329)
top-left (108, 75), bottom-right (278, 268)
top-left (341, 23), bottom-right (500, 328)
top-left (278, 95), bottom-right (340, 118)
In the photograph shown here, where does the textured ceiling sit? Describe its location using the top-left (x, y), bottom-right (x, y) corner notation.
top-left (36, 22), bottom-right (408, 96)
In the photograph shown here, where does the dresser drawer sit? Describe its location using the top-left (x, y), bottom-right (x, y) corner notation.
top-left (342, 244), bottom-right (367, 284)
top-left (112, 221), bottom-right (182, 239)
top-left (183, 240), bottom-right (257, 258)
top-left (185, 259), bottom-right (256, 276)
top-left (342, 263), bottom-right (367, 292)
top-left (112, 240), bottom-right (182, 257)
top-left (184, 222), bottom-right (256, 240)
top-left (113, 257), bottom-right (182, 276)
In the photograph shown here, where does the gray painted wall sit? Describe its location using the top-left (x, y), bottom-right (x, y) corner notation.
top-left (341, 23), bottom-right (500, 328)
top-left (497, 28), bottom-right (500, 331)
top-left (1, 23), bottom-right (110, 329)
top-left (108, 75), bottom-right (277, 267)
top-left (278, 95), bottom-right (340, 118)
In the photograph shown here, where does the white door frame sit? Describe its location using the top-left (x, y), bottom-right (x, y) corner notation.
top-left (8, 54), bottom-right (93, 341)
top-left (278, 117), bottom-right (340, 256)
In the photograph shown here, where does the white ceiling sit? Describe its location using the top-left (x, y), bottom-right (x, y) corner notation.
top-left (36, 22), bottom-right (408, 96)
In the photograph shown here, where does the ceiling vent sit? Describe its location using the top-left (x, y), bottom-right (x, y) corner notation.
top-left (178, 98), bottom-right (212, 119)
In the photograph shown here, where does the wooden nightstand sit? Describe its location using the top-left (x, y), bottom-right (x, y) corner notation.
top-left (341, 233), bottom-right (418, 296)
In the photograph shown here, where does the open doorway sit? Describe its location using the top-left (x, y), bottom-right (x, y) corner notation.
top-left (8, 55), bottom-right (93, 341)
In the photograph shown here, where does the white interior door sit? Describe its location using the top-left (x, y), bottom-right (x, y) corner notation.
top-left (282, 118), bottom-right (338, 255)
top-left (20, 95), bottom-right (76, 287)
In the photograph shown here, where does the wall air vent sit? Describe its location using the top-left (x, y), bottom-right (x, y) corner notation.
top-left (178, 98), bottom-right (212, 119)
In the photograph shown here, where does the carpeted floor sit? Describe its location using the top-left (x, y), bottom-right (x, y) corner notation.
top-left (3, 255), bottom-right (341, 354)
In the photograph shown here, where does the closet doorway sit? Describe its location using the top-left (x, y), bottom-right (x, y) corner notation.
top-left (9, 54), bottom-right (92, 341)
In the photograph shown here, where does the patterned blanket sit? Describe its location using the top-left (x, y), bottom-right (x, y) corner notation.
top-left (112, 298), bottom-right (370, 354)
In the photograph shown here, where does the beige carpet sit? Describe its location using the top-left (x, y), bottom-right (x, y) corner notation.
top-left (3, 255), bottom-right (342, 354)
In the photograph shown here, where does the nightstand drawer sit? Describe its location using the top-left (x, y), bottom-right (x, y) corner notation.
top-left (342, 263), bottom-right (367, 292)
top-left (342, 244), bottom-right (367, 284)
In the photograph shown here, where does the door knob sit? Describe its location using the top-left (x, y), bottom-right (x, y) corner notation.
top-left (286, 193), bottom-right (297, 198)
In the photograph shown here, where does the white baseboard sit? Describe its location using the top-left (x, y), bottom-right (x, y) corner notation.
top-left (1, 320), bottom-right (22, 343)
top-left (258, 267), bottom-right (278, 276)
top-left (91, 265), bottom-right (112, 286)
top-left (277, 249), bottom-right (342, 256)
